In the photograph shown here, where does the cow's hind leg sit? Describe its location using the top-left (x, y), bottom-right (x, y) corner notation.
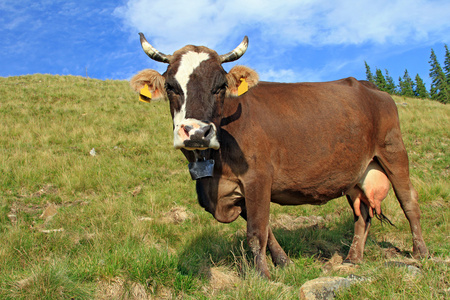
top-left (345, 194), bottom-right (371, 263)
top-left (375, 124), bottom-right (428, 258)
top-left (376, 151), bottom-right (428, 258)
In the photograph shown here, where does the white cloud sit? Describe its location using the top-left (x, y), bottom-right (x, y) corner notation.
top-left (114, 0), bottom-right (450, 83)
top-left (115, 0), bottom-right (450, 51)
top-left (258, 68), bottom-right (302, 83)
top-left (257, 55), bottom-right (360, 83)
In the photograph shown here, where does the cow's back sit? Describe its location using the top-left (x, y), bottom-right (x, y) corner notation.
top-left (219, 77), bottom-right (398, 204)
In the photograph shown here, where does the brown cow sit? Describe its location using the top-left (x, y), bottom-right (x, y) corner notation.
top-left (130, 33), bottom-right (428, 278)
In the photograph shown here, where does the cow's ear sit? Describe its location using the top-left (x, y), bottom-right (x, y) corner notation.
top-left (226, 65), bottom-right (259, 97)
top-left (130, 69), bottom-right (167, 101)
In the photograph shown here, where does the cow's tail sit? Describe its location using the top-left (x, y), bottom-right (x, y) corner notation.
top-left (375, 210), bottom-right (396, 228)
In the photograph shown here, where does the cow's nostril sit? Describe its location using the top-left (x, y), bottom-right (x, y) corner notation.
top-left (203, 125), bottom-right (212, 138)
top-left (183, 125), bottom-right (193, 137)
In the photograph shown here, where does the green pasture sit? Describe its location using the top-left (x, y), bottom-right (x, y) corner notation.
top-left (0, 75), bottom-right (448, 299)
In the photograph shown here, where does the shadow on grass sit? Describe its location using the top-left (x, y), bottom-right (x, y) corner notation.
top-left (377, 240), bottom-right (412, 258)
top-left (177, 217), bottom-right (359, 276)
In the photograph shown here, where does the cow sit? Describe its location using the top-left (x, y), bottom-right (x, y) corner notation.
top-left (130, 33), bottom-right (428, 278)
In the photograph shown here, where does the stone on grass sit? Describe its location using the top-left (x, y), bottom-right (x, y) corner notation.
top-left (299, 275), bottom-right (367, 300)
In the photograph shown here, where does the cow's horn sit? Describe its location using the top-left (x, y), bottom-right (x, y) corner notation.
top-left (219, 36), bottom-right (249, 63)
top-left (139, 33), bottom-right (171, 64)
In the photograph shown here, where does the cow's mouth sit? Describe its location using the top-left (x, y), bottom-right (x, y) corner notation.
top-left (183, 138), bottom-right (211, 149)
top-left (174, 120), bottom-right (220, 150)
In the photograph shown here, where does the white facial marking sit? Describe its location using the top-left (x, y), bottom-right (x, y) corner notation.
top-left (173, 51), bottom-right (210, 148)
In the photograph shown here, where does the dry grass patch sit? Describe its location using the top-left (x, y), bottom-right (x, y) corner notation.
top-left (96, 277), bottom-right (150, 300)
top-left (270, 214), bottom-right (329, 230)
top-left (205, 266), bottom-right (241, 294)
top-left (161, 206), bottom-right (192, 224)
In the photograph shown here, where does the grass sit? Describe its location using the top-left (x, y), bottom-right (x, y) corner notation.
top-left (0, 74), bottom-right (449, 299)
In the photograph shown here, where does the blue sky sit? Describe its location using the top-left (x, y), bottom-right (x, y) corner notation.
top-left (1, 0), bottom-right (450, 88)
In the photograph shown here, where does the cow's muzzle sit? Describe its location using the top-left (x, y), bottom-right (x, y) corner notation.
top-left (174, 119), bottom-right (220, 150)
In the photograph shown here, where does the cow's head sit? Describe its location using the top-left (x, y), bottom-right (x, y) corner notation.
top-left (130, 33), bottom-right (258, 151)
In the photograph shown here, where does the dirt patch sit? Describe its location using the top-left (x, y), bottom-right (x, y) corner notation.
top-left (270, 214), bottom-right (327, 230)
top-left (130, 185), bottom-right (142, 197)
top-left (15, 274), bottom-right (36, 290)
top-left (162, 206), bottom-right (192, 224)
top-left (40, 203), bottom-right (58, 221)
top-left (7, 202), bottom-right (41, 226)
top-left (382, 245), bottom-right (403, 259)
top-left (32, 184), bottom-right (59, 198)
top-left (206, 266), bottom-right (240, 294)
top-left (7, 200), bottom-right (89, 226)
top-left (96, 277), bottom-right (150, 300)
top-left (15, 184), bottom-right (59, 199)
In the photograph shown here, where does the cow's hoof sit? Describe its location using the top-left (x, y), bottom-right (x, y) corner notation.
top-left (412, 244), bottom-right (429, 259)
top-left (272, 255), bottom-right (292, 268)
top-left (343, 258), bottom-right (361, 265)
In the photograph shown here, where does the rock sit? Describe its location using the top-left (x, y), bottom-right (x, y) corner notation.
top-left (299, 275), bottom-right (367, 300)
top-left (322, 253), bottom-right (357, 273)
top-left (384, 261), bottom-right (421, 277)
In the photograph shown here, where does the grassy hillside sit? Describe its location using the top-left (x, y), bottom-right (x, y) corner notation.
top-left (0, 74), bottom-right (449, 299)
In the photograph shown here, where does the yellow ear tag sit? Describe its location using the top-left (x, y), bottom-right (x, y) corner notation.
top-left (139, 84), bottom-right (152, 103)
top-left (237, 78), bottom-right (248, 96)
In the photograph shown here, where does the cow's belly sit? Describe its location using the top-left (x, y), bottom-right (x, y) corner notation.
top-left (270, 180), bottom-right (350, 206)
top-left (269, 160), bottom-right (367, 206)
top-left (271, 190), bottom-right (335, 205)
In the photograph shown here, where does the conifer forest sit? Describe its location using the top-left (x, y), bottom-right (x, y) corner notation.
top-left (365, 45), bottom-right (450, 104)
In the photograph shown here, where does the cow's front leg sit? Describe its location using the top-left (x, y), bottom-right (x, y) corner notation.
top-left (244, 180), bottom-right (272, 278)
top-left (241, 210), bottom-right (291, 268)
top-left (267, 227), bottom-right (291, 267)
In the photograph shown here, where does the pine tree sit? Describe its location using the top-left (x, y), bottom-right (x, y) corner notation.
top-left (364, 61), bottom-right (375, 84)
top-left (429, 48), bottom-right (450, 104)
top-left (398, 76), bottom-right (404, 95)
top-left (375, 68), bottom-right (387, 91)
top-left (414, 74), bottom-right (429, 98)
top-left (444, 44), bottom-right (450, 86)
top-left (385, 69), bottom-right (397, 94)
top-left (399, 69), bottom-right (415, 97)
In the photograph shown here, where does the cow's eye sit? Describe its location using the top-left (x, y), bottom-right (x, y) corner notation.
top-left (166, 83), bottom-right (179, 95)
top-left (213, 83), bottom-right (227, 95)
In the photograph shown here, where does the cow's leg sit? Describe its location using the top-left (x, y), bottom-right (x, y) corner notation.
top-left (243, 180), bottom-right (272, 278)
top-left (376, 151), bottom-right (428, 258)
top-left (241, 211), bottom-right (291, 267)
top-left (345, 195), bottom-right (371, 263)
top-left (267, 227), bottom-right (291, 267)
